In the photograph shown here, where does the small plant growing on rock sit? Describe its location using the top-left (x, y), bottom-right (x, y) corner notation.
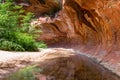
top-left (6, 65), bottom-right (42, 80)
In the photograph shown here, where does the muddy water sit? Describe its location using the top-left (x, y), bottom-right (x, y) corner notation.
top-left (36, 51), bottom-right (120, 80)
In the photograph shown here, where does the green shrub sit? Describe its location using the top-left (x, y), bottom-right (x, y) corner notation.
top-left (0, 30), bottom-right (14, 40)
top-left (0, 1), bottom-right (47, 51)
top-left (0, 2), bottom-right (22, 31)
top-left (6, 65), bottom-right (42, 80)
top-left (13, 32), bottom-right (38, 51)
top-left (0, 31), bottom-right (39, 51)
top-left (36, 41), bottom-right (47, 48)
top-left (0, 1), bottom-right (34, 32)
top-left (0, 39), bottom-right (25, 51)
top-left (0, 31), bottom-right (46, 51)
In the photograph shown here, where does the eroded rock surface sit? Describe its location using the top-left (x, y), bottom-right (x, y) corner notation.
top-left (18, 0), bottom-right (120, 77)
top-left (35, 49), bottom-right (120, 80)
top-left (0, 49), bottom-right (119, 80)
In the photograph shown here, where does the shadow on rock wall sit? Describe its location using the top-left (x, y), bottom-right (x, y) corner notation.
top-left (17, 0), bottom-right (120, 77)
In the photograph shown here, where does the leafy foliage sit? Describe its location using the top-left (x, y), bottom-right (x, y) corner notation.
top-left (0, 2), bottom-right (21, 31)
top-left (36, 41), bottom-right (47, 48)
top-left (21, 12), bottom-right (34, 33)
top-left (13, 32), bottom-right (38, 51)
top-left (0, 1), bottom-right (47, 51)
top-left (0, 39), bottom-right (25, 51)
top-left (6, 65), bottom-right (42, 80)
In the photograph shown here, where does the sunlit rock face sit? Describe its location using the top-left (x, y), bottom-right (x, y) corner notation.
top-left (18, 0), bottom-right (120, 76)
top-left (31, 0), bottom-right (114, 49)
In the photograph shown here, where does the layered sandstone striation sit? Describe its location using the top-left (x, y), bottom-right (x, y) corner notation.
top-left (15, 0), bottom-right (120, 77)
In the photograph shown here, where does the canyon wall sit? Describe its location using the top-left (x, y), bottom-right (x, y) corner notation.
top-left (17, 0), bottom-right (120, 76)
top-left (24, 0), bottom-right (118, 50)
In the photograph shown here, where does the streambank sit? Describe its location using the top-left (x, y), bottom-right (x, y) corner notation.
top-left (0, 48), bottom-right (119, 80)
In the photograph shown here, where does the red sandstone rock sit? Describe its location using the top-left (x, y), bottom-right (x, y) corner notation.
top-left (15, 0), bottom-right (120, 77)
